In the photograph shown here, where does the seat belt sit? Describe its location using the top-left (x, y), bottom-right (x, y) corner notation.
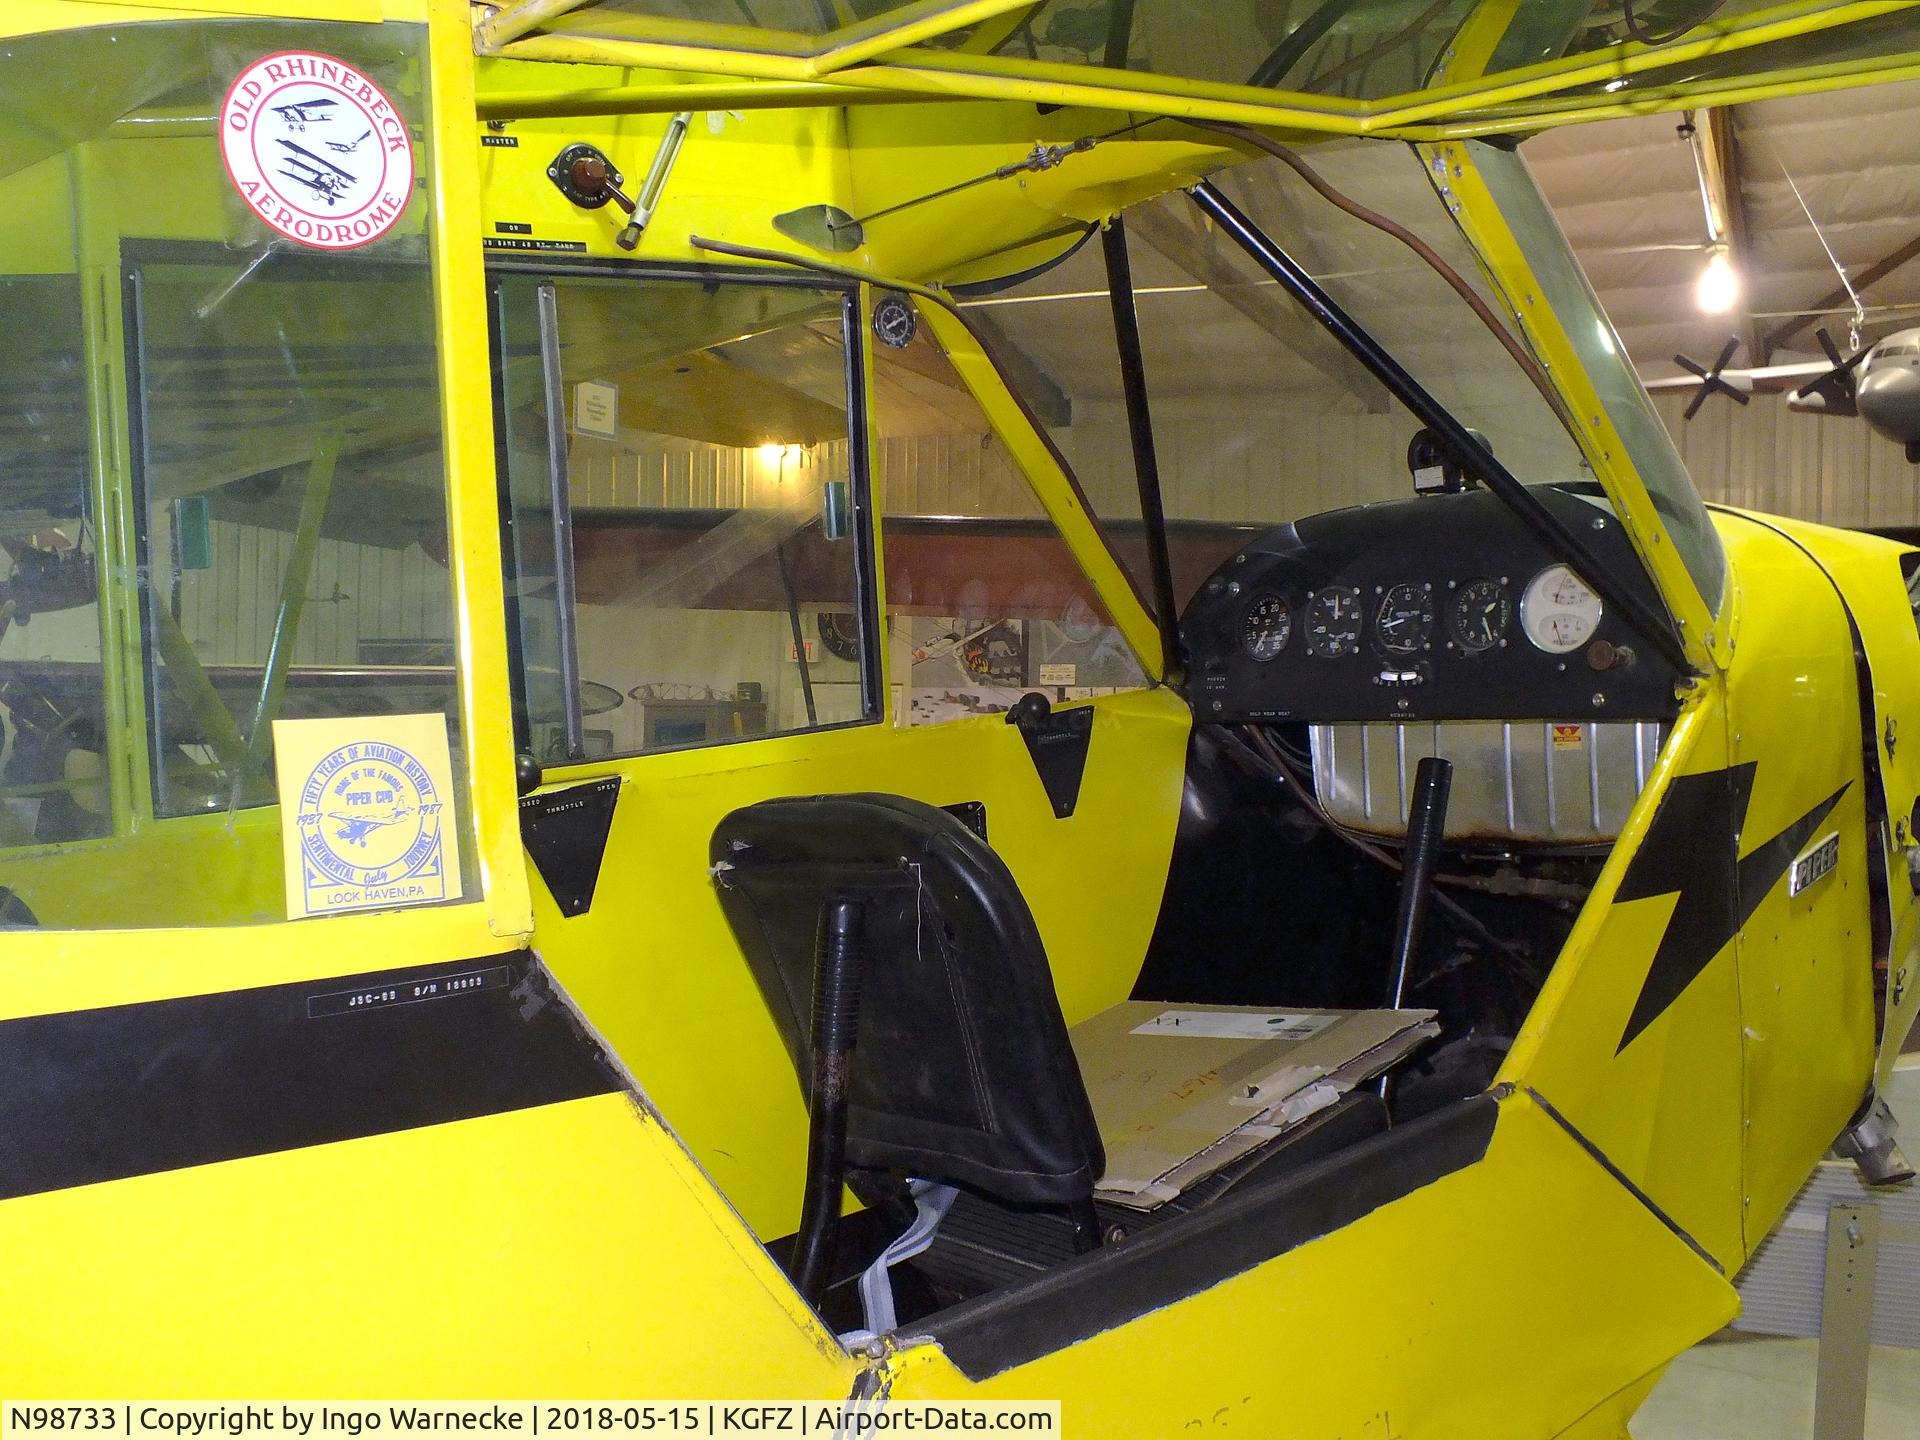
top-left (843, 1180), bottom-right (960, 1341)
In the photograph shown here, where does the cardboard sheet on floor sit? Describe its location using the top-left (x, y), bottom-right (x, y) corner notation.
top-left (1070, 1002), bottom-right (1439, 1210)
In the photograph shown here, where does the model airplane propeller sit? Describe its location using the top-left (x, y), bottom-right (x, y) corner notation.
top-left (1788, 326), bottom-right (1871, 413)
top-left (1673, 335), bottom-right (1750, 420)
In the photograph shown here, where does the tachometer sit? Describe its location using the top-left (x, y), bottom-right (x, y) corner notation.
top-left (1304, 586), bottom-right (1362, 657)
top-left (1374, 583), bottom-right (1434, 656)
top-left (1241, 594), bottom-right (1291, 661)
top-left (1447, 578), bottom-right (1509, 654)
top-left (1519, 564), bottom-right (1603, 654)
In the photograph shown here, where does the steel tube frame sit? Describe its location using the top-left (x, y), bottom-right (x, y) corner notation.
top-left (1100, 217), bottom-right (1183, 679)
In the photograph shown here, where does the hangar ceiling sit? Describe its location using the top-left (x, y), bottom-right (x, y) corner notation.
top-left (1526, 77), bottom-right (1920, 383)
top-left (950, 76), bottom-right (1920, 437)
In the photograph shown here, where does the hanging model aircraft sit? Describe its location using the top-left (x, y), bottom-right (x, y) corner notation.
top-left (1659, 326), bottom-right (1920, 461)
top-left (1789, 326), bottom-right (1920, 461)
top-left (2, 3), bottom-right (1919, 1437)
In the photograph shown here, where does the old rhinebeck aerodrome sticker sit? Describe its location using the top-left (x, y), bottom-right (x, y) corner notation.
top-left (220, 51), bottom-right (415, 251)
top-left (273, 714), bottom-right (463, 920)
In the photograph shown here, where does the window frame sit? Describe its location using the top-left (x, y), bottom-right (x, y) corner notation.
top-left (484, 258), bottom-right (885, 765)
top-left (122, 236), bottom-right (460, 825)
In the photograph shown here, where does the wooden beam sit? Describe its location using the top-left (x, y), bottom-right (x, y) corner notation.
top-left (1760, 231), bottom-right (1920, 356)
top-left (1125, 201), bottom-right (1390, 412)
top-left (1697, 107), bottom-right (1766, 364)
top-left (961, 309), bottom-right (1073, 429)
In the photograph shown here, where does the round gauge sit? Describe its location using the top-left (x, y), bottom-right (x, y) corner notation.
top-left (872, 293), bottom-right (918, 349)
top-left (1520, 564), bottom-right (1604, 654)
top-left (1241, 594), bottom-right (1291, 662)
top-left (1374, 583), bottom-right (1435, 655)
top-left (1447, 578), bottom-right (1510, 654)
top-left (1304, 586), bottom-right (1363, 657)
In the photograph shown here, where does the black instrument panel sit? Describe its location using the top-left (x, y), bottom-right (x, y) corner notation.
top-left (1181, 487), bottom-right (1682, 723)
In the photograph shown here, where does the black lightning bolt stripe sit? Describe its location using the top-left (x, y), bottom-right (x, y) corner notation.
top-left (1614, 763), bottom-right (1850, 1052)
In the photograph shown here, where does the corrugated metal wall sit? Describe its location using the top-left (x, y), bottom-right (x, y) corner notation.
top-left (1064, 393), bottom-right (1918, 533)
top-left (872, 432), bottom-right (1039, 519)
top-left (173, 396), bottom-right (1909, 675)
top-left (1651, 392), bottom-right (1920, 530)
top-left (177, 520), bottom-right (452, 667)
top-left (1057, 399), bottom-right (1436, 530)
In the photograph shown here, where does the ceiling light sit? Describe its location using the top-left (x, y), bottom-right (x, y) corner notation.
top-left (1696, 247), bottom-right (1741, 314)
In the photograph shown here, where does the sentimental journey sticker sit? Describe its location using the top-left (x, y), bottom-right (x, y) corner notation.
top-left (220, 51), bottom-right (415, 250)
top-left (273, 713), bottom-right (463, 919)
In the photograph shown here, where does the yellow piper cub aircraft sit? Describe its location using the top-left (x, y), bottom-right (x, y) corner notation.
top-left (4, 1), bottom-right (1920, 1435)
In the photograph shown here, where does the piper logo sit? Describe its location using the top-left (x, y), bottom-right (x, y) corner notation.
top-left (220, 51), bottom-right (414, 250)
top-left (1788, 830), bottom-right (1840, 898)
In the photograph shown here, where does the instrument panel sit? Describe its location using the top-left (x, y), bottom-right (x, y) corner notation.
top-left (1182, 486), bottom-right (1682, 723)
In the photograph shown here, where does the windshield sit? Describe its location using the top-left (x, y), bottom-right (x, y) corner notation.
top-left (1468, 139), bottom-right (1728, 612)
top-left (0, 18), bottom-right (471, 930)
top-left (967, 138), bottom-right (1601, 609)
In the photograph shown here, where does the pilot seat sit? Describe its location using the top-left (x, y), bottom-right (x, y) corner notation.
top-left (709, 792), bottom-right (1387, 1332)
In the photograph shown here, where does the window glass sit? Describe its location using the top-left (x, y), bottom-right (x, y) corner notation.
top-left (869, 297), bottom-right (1144, 724)
top-left (0, 277), bottom-right (107, 848)
top-left (1470, 140), bottom-right (1728, 613)
top-left (969, 140), bottom-right (1607, 613)
top-left (928, 0), bottom-right (1777, 99)
top-left (132, 253), bottom-right (459, 820)
top-left (0, 17), bottom-right (465, 930)
top-left (496, 274), bottom-right (875, 761)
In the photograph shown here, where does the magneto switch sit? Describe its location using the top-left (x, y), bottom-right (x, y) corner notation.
top-left (547, 143), bottom-right (644, 250)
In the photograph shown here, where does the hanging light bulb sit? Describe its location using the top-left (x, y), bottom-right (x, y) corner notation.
top-left (1696, 246), bottom-right (1741, 314)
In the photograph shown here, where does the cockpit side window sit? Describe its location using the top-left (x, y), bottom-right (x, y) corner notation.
top-left (0, 276), bottom-right (107, 847)
top-left (127, 249), bottom-right (457, 823)
top-left (0, 18), bottom-right (473, 930)
top-left (867, 298), bottom-right (1146, 724)
top-left (491, 270), bottom-right (881, 763)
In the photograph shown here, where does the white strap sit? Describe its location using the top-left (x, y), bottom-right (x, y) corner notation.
top-left (843, 1180), bottom-right (959, 1341)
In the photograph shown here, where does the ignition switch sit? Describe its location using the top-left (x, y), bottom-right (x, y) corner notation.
top-left (548, 142), bottom-right (644, 250)
top-left (547, 116), bottom-right (693, 253)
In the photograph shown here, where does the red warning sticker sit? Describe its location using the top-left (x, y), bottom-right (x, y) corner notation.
top-left (220, 51), bottom-right (415, 251)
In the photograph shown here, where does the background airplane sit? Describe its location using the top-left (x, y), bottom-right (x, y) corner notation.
top-left (1652, 327), bottom-right (1920, 462)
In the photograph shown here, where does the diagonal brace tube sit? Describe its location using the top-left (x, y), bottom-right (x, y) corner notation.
top-left (1186, 179), bottom-right (1691, 675)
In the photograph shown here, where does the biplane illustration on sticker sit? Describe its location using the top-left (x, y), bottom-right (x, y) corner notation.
top-left (220, 50), bottom-right (414, 250)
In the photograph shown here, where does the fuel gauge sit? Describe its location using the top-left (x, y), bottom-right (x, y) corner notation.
top-left (1520, 564), bottom-right (1603, 654)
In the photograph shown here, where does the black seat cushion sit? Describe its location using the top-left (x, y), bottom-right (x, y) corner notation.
top-left (711, 794), bottom-right (1102, 1206)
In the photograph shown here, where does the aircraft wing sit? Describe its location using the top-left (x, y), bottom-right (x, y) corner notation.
top-left (473, 2), bottom-right (1920, 141)
top-left (1640, 360), bottom-right (1829, 394)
